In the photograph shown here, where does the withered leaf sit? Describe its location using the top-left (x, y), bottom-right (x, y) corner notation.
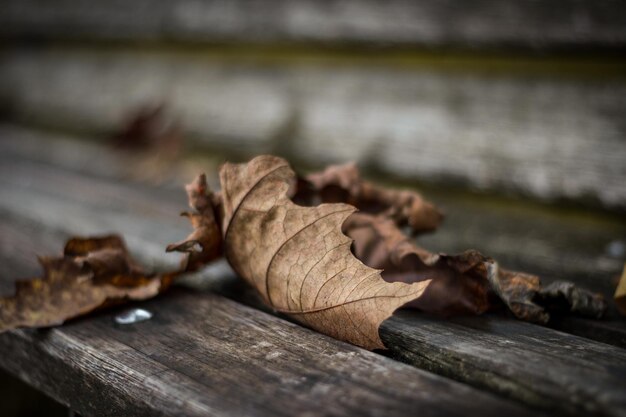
top-left (112, 103), bottom-right (182, 153)
top-left (219, 155), bottom-right (429, 350)
top-left (536, 281), bottom-right (606, 319)
top-left (344, 213), bottom-right (494, 316)
top-left (304, 162), bottom-right (443, 234)
top-left (0, 235), bottom-right (175, 332)
top-left (616, 264), bottom-right (626, 315)
top-left (112, 103), bottom-right (184, 183)
top-left (344, 213), bottom-right (606, 322)
top-left (166, 174), bottom-right (222, 271)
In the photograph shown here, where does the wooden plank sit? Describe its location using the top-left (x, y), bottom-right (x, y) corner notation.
top-left (1, 0), bottom-right (625, 52)
top-left (1, 48), bottom-right (625, 210)
top-left (0, 128), bottom-right (625, 415)
top-left (1, 289), bottom-right (539, 417)
top-left (196, 276), bottom-right (626, 416)
top-left (547, 316), bottom-right (626, 349)
top-left (382, 312), bottom-right (626, 417)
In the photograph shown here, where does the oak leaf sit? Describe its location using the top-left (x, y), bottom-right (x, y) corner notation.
top-left (0, 235), bottom-right (175, 332)
top-left (219, 155), bottom-right (430, 349)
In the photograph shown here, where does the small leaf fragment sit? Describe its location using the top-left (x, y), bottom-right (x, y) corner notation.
top-left (0, 235), bottom-right (175, 333)
top-left (613, 264), bottom-right (626, 315)
top-left (166, 174), bottom-right (223, 271)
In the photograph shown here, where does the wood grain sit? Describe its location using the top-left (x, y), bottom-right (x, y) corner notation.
top-left (192, 276), bottom-right (626, 416)
top-left (1, 288), bottom-right (540, 417)
top-left (382, 311), bottom-right (626, 416)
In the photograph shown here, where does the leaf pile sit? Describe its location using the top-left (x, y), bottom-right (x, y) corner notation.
top-left (167, 155), bottom-right (607, 348)
top-left (0, 154), bottom-right (609, 350)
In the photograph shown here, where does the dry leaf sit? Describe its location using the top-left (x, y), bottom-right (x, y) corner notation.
top-left (615, 264), bottom-right (626, 315)
top-left (112, 103), bottom-right (181, 152)
top-left (219, 155), bottom-right (429, 349)
top-left (166, 174), bottom-right (222, 271)
top-left (536, 281), bottom-right (607, 318)
top-left (112, 103), bottom-right (184, 183)
top-left (344, 213), bottom-right (606, 322)
top-left (344, 213), bottom-right (494, 316)
top-left (304, 162), bottom-right (443, 234)
top-left (0, 235), bottom-right (176, 332)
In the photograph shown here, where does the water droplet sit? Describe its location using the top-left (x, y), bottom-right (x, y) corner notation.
top-left (114, 308), bottom-right (152, 325)
top-left (606, 240), bottom-right (625, 258)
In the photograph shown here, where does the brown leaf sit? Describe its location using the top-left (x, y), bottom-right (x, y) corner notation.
top-left (343, 213), bottom-right (606, 322)
top-left (487, 267), bottom-right (548, 322)
top-left (0, 235), bottom-right (175, 332)
top-left (344, 213), bottom-right (494, 316)
top-left (304, 162), bottom-right (443, 234)
top-left (166, 174), bottom-right (223, 271)
top-left (219, 155), bottom-right (429, 350)
top-left (112, 103), bottom-right (182, 153)
top-left (615, 264), bottom-right (626, 315)
top-left (536, 281), bottom-right (607, 319)
top-left (111, 103), bottom-right (184, 183)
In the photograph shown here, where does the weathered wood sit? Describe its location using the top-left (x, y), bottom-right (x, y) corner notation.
top-left (1, 0), bottom-right (626, 52)
top-left (2, 49), bottom-right (625, 209)
top-left (1, 127), bottom-right (625, 415)
top-left (547, 316), bottom-right (626, 349)
top-left (382, 312), bottom-right (626, 417)
top-left (190, 275), bottom-right (626, 416)
top-left (1, 289), bottom-right (540, 417)
top-left (1, 124), bottom-right (623, 302)
top-left (196, 274), bottom-right (626, 416)
top-left (0, 367), bottom-right (66, 417)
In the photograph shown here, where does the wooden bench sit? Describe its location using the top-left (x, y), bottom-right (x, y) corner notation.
top-left (0, 125), bottom-right (625, 416)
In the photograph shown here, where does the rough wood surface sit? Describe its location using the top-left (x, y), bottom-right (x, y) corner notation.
top-left (382, 312), bottom-right (626, 417)
top-left (0, 126), bottom-right (625, 415)
top-left (1, 289), bottom-right (539, 417)
top-left (1, 0), bottom-right (625, 52)
top-left (196, 274), bottom-right (626, 416)
top-left (2, 50), bottom-right (625, 209)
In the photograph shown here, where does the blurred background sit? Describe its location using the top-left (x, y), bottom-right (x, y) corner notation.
top-left (0, 1), bottom-right (625, 415)
top-left (1, 0), bottom-right (626, 210)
